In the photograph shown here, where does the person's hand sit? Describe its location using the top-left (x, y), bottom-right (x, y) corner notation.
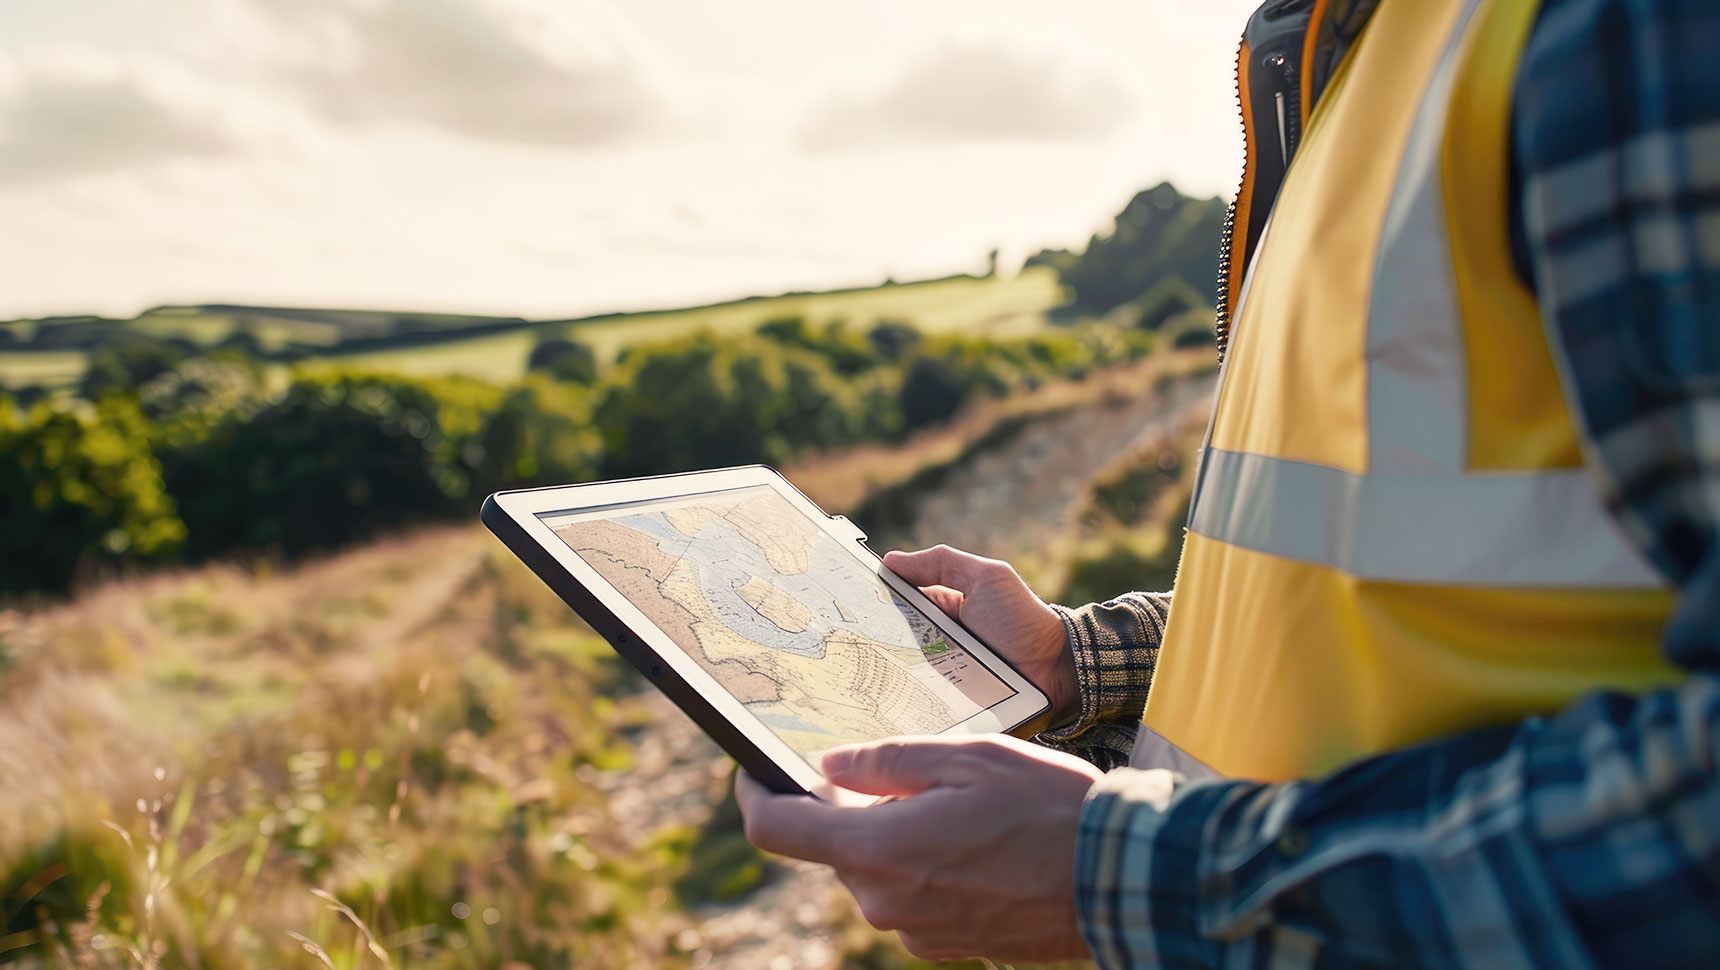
top-left (884, 545), bottom-right (1076, 731)
top-left (735, 734), bottom-right (1104, 962)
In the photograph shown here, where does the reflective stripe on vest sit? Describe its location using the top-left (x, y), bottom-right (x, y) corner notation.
top-left (1139, 0), bottom-right (1679, 781)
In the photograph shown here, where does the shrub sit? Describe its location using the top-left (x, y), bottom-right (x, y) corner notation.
top-left (754, 316), bottom-right (881, 376)
top-left (897, 354), bottom-right (972, 430)
top-left (528, 338), bottom-right (602, 385)
top-left (596, 332), bottom-right (863, 477)
top-left (80, 335), bottom-right (197, 398)
top-left (1132, 276), bottom-right (1211, 332)
top-left (865, 319), bottom-right (921, 362)
top-left (1060, 492), bottom-right (1192, 607)
top-left (159, 372), bottom-right (501, 561)
top-left (1172, 322), bottom-right (1218, 349)
top-left (0, 394), bottom-right (186, 593)
top-left (476, 376), bottom-right (603, 490)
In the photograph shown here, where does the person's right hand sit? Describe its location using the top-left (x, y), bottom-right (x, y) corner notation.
top-left (883, 545), bottom-right (1077, 732)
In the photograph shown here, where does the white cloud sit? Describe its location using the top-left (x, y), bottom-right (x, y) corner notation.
top-left (0, 46), bottom-right (322, 183)
top-left (222, 0), bottom-right (680, 146)
top-left (798, 40), bottom-right (1138, 150)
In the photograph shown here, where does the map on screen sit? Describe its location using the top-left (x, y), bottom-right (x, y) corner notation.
top-left (540, 486), bottom-right (1014, 756)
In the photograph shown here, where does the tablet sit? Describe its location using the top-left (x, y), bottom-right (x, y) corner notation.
top-left (481, 466), bottom-right (1049, 799)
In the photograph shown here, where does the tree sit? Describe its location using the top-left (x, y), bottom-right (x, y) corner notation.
top-left (1023, 181), bottom-right (1226, 317)
top-left (81, 335), bottom-right (195, 398)
top-left (1132, 276), bottom-right (1211, 332)
top-left (866, 319), bottom-right (921, 363)
top-left (528, 338), bottom-right (602, 385)
top-left (898, 354), bottom-right (971, 431)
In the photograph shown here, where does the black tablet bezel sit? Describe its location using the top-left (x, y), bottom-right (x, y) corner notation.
top-left (481, 465), bottom-right (1051, 797)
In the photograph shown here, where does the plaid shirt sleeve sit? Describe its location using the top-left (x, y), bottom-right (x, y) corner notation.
top-left (1073, 1), bottom-right (1720, 967)
top-left (1032, 593), bottom-right (1171, 771)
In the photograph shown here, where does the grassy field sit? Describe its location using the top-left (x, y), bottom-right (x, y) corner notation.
top-left (0, 351), bottom-right (88, 390)
top-left (328, 270), bottom-right (1063, 382)
top-left (322, 329), bottom-right (545, 385)
top-left (0, 528), bottom-right (989, 970)
top-left (0, 354), bottom-right (1207, 969)
top-left (1, 271), bottom-right (1065, 390)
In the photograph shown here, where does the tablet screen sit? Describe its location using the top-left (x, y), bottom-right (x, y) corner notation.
top-left (538, 486), bottom-right (1017, 757)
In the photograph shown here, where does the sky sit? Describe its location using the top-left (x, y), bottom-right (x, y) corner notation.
top-left (0, 0), bottom-right (1262, 320)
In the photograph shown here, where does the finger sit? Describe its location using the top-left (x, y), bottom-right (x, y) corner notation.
top-left (919, 584), bottom-right (964, 617)
top-left (882, 545), bottom-right (993, 593)
top-left (734, 771), bottom-right (861, 864)
top-left (896, 931), bottom-right (966, 962)
top-left (822, 736), bottom-right (984, 796)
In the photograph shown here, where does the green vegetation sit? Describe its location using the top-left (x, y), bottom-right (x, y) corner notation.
top-left (0, 315), bottom-right (1155, 596)
top-left (1, 272), bottom-right (1063, 391)
top-left (0, 180), bottom-right (1224, 969)
top-left (1027, 181), bottom-right (1224, 324)
top-left (0, 536), bottom-right (751, 969)
top-left (1058, 413), bottom-right (1205, 607)
top-left (1, 182), bottom-right (1221, 394)
top-left (0, 350), bottom-right (87, 391)
top-left (0, 395), bottom-right (186, 593)
top-left (0, 518), bottom-right (1078, 969)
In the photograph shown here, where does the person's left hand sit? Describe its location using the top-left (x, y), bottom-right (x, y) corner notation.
top-left (734, 734), bottom-right (1104, 962)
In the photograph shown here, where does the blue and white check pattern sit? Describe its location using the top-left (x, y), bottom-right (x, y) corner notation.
top-left (1048, 1), bottom-right (1720, 966)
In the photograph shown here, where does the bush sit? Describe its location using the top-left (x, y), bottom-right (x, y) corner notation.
top-left (1132, 276), bottom-right (1211, 332)
top-left (595, 332), bottom-right (864, 476)
top-left (1171, 322), bottom-right (1218, 349)
top-left (137, 352), bottom-right (271, 447)
top-left (1060, 493), bottom-right (1192, 607)
top-left (159, 372), bottom-right (501, 561)
top-left (476, 376), bottom-right (603, 490)
top-left (3, 315), bottom-right (1165, 594)
top-left (81, 335), bottom-right (196, 398)
top-left (754, 316), bottom-right (881, 376)
top-left (528, 338), bottom-right (602, 385)
top-left (866, 319), bottom-right (920, 362)
top-left (897, 354), bottom-right (972, 430)
top-left (0, 394), bottom-right (186, 593)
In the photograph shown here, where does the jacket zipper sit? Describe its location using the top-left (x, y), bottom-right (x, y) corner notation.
top-left (1213, 38), bottom-right (1248, 365)
top-left (1213, 47), bottom-right (1302, 364)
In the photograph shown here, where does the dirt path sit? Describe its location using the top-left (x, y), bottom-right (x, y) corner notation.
top-left (884, 374), bottom-right (1214, 591)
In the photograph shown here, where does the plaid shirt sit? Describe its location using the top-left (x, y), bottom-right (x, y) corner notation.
top-left (1040, 1), bottom-right (1720, 966)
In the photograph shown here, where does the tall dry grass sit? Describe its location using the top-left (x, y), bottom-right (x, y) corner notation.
top-left (0, 529), bottom-right (746, 968)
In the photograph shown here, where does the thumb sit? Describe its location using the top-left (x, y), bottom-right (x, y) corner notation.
top-left (882, 545), bottom-right (989, 593)
top-left (821, 737), bottom-right (970, 797)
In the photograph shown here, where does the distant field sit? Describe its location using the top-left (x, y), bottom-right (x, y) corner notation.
top-left (0, 350), bottom-right (87, 390)
top-left (0, 270), bottom-right (1066, 389)
top-left (327, 328), bottom-right (543, 384)
top-left (326, 269), bottom-right (1063, 381)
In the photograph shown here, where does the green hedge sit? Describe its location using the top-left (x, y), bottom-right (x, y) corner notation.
top-left (0, 394), bottom-right (185, 592)
top-left (2, 319), bottom-right (1154, 594)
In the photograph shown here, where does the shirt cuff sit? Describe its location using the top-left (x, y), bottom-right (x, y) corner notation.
top-left (1040, 595), bottom-right (1166, 741)
top-left (1075, 768), bottom-right (1237, 970)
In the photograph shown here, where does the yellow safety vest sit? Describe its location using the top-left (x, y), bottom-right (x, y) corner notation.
top-left (1143, 0), bottom-right (1682, 782)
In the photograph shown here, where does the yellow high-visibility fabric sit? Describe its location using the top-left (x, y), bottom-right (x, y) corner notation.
top-left (1443, 0), bottom-right (1584, 470)
top-left (1145, 0), bottom-right (1679, 782)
